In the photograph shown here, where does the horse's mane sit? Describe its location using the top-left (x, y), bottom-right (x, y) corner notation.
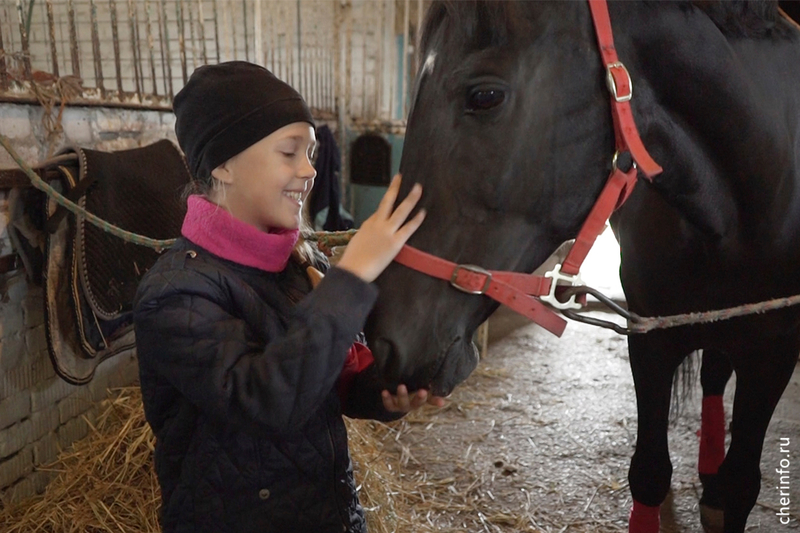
top-left (691, 0), bottom-right (793, 37)
top-left (420, 0), bottom-right (794, 55)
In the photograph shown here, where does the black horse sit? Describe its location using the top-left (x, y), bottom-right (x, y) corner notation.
top-left (364, 2), bottom-right (800, 532)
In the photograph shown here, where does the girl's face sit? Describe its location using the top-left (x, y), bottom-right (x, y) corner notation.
top-left (211, 122), bottom-right (317, 231)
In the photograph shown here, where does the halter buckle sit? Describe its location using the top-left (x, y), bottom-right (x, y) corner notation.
top-left (450, 264), bottom-right (492, 295)
top-left (541, 263), bottom-right (584, 310)
top-left (605, 61), bottom-right (632, 102)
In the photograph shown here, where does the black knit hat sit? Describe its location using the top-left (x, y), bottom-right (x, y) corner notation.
top-left (173, 61), bottom-right (315, 180)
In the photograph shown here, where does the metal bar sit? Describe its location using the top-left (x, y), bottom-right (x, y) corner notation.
top-left (242, 0), bottom-right (249, 62)
top-left (16, 0), bottom-right (32, 79)
top-left (128, 0), bottom-right (143, 100)
top-left (254, 0), bottom-right (262, 65)
top-left (159, 0), bottom-right (173, 98)
top-left (343, 0), bottom-right (353, 204)
top-left (0, 91), bottom-right (172, 110)
top-left (67, 0), bottom-right (80, 78)
top-left (328, 5), bottom-right (334, 112)
top-left (333, 0), bottom-right (345, 206)
top-left (197, 0), bottom-right (207, 63)
top-left (110, 0), bottom-right (124, 97)
top-left (187, 0), bottom-right (198, 71)
top-left (388, 0), bottom-right (396, 119)
top-left (144, 0), bottom-right (158, 96)
top-left (177, 0), bottom-right (188, 84)
top-left (45, 0), bottom-right (59, 78)
top-left (89, 0), bottom-right (104, 96)
top-left (223, 0), bottom-right (232, 62)
top-left (344, 0), bottom-right (352, 119)
top-left (0, 8), bottom-right (9, 89)
top-left (225, 0), bottom-right (236, 61)
top-left (295, 0), bottom-right (302, 94)
top-left (376, 0), bottom-right (384, 118)
top-left (212, 0), bottom-right (220, 62)
top-left (267, 0), bottom-right (275, 73)
top-left (280, 3), bottom-right (287, 81)
top-left (361, 1), bottom-right (367, 118)
top-left (287, 1), bottom-right (294, 86)
top-left (402, 0), bottom-right (410, 116)
top-left (314, 8), bottom-right (321, 110)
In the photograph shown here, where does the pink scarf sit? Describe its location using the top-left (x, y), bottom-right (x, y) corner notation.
top-left (181, 195), bottom-right (299, 272)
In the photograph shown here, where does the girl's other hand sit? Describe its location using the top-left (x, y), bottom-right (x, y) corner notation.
top-left (381, 385), bottom-right (446, 413)
top-left (337, 174), bottom-right (425, 283)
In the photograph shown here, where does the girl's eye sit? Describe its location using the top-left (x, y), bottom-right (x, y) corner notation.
top-left (281, 152), bottom-right (296, 158)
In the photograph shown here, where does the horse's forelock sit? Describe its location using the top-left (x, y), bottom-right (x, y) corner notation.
top-left (419, 0), bottom-right (518, 57)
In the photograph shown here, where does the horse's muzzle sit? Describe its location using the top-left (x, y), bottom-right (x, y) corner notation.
top-left (372, 335), bottom-right (479, 397)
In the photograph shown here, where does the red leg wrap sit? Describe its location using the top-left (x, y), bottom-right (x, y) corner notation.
top-left (698, 395), bottom-right (726, 475)
top-left (629, 500), bottom-right (660, 533)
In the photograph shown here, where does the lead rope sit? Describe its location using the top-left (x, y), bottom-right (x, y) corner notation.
top-left (625, 295), bottom-right (800, 334)
top-left (5, 133), bottom-right (800, 333)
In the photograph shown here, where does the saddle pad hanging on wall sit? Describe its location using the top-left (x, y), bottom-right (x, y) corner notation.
top-left (42, 140), bottom-right (191, 384)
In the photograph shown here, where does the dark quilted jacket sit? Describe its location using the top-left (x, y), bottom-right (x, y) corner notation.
top-left (133, 238), bottom-right (397, 533)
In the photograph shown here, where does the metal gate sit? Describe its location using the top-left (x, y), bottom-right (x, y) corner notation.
top-left (0, 0), bottom-right (426, 126)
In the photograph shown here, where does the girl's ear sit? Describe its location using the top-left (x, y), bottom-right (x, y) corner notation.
top-left (211, 160), bottom-right (235, 184)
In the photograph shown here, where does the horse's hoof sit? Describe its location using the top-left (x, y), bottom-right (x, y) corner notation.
top-left (700, 503), bottom-right (724, 533)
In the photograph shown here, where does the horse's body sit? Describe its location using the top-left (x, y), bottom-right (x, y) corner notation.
top-left (364, 2), bottom-right (800, 531)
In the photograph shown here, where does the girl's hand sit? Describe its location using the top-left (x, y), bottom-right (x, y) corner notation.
top-left (337, 174), bottom-right (425, 283)
top-left (381, 385), bottom-right (446, 413)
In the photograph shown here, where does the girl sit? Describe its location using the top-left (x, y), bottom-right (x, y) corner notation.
top-left (133, 61), bottom-right (443, 533)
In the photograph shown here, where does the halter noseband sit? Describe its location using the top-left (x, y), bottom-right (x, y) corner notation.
top-left (393, 0), bottom-right (663, 337)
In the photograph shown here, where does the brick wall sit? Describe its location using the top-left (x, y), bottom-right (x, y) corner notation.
top-left (0, 102), bottom-right (176, 503)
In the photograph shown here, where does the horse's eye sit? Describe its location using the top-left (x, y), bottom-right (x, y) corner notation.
top-left (467, 89), bottom-right (505, 111)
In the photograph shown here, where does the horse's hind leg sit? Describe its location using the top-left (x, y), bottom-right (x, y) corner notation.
top-left (717, 339), bottom-right (798, 533)
top-left (627, 335), bottom-right (686, 533)
top-left (698, 349), bottom-right (733, 532)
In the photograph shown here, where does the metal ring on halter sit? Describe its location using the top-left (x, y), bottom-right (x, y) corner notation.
top-left (611, 151), bottom-right (638, 173)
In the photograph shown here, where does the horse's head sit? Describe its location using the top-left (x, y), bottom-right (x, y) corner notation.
top-left (365, 1), bottom-right (630, 396)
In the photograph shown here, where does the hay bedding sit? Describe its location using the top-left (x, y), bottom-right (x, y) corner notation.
top-left (0, 386), bottom-right (517, 533)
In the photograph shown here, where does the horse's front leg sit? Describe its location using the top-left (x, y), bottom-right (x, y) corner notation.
top-left (627, 334), bottom-right (686, 533)
top-left (717, 338), bottom-right (798, 533)
top-left (698, 349), bottom-right (733, 532)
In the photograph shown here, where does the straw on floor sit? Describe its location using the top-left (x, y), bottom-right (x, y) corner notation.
top-left (0, 387), bottom-right (441, 533)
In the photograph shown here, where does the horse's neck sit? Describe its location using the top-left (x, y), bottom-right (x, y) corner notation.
top-left (624, 7), bottom-right (800, 242)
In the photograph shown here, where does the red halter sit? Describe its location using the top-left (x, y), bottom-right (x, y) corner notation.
top-left (393, 0), bottom-right (663, 337)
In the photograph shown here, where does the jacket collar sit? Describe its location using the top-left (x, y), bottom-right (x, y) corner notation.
top-left (181, 195), bottom-right (299, 272)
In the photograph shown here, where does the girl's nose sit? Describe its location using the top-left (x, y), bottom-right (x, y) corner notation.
top-left (300, 157), bottom-right (317, 181)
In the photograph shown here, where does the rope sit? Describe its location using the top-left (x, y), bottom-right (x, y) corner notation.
top-left (5, 132), bottom-right (798, 332)
top-left (627, 293), bottom-right (800, 333)
top-left (306, 229), bottom-right (357, 256)
top-left (0, 133), bottom-right (176, 252)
